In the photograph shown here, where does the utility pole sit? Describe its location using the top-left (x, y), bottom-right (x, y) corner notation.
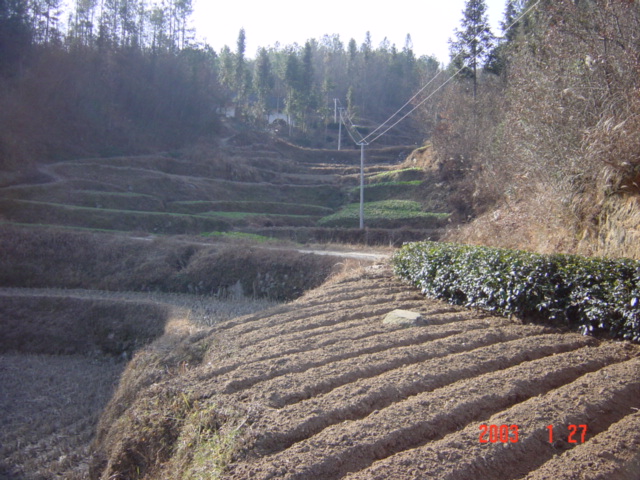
top-left (358, 141), bottom-right (367, 229)
top-left (338, 107), bottom-right (344, 151)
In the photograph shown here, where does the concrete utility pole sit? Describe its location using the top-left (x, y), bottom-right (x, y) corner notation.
top-left (338, 107), bottom-right (344, 151)
top-left (358, 141), bottom-right (367, 229)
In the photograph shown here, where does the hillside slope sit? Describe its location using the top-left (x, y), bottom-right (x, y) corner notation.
top-left (90, 264), bottom-right (640, 480)
top-left (0, 133), bottom-right (448, 244)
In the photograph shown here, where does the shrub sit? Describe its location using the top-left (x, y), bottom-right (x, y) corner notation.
top-left (393, 242), bottom-right (640, 342)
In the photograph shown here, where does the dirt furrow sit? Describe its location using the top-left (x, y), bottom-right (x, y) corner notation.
top-left (249, 333), bottom-right (596, 455)
top-left (183, 281), bottom-right (407, 334)
top-left (234, 323), bottom-right (539, 408)
top-left (522, 411), bottom-right (640, 480)
top-left (345, 357), bottom-right (640, 480)
top-left (228, 344), bottom-right (633, 480)
top-left (199, 317), bottom-right (395, 377)
top-left (195, 312), bottom-right (504, 390)
top-left (211, 317), bottom-right (515, 395)
top-left (225, 301), bottom-right (426, 347)
top-left (301, 282), bottom-right (409, 302)
top-left (231, 300), bottom-right (477, 352)
top-left (0, 353), bottom-right (123, 480)
top-left (210, 293), bottom-right (419, 338)
top-left (210, 277), bottom-right (466, 339)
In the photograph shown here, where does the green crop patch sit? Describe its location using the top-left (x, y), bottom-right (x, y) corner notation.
top-left (354, 181), bottom-right (422, 191)
top-left (201, 231), bottom-right (275, 243)
top-left (393, 241), bottom-right (640, 342)
top-left (169, 201), bottom-right (333, 217)
top-left (318, 200), bottom-right (449, 229)
top-left (348, 181), bottom-right (422, 202)
top-left (203, 211), bottom-right (314, 219)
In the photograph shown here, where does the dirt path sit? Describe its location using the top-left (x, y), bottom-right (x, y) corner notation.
top-left (91, 264), bottom-right (640, 479)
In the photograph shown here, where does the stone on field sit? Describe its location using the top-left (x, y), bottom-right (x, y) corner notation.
top-left (383, 309), bottom-right (425, 327)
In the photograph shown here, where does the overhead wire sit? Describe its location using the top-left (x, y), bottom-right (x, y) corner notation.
top-left (337, 100), bottom-right (366, 145)
top-left (365, 64), bottom-right (467, 145)
top-left (356, 0), bottom-right (541, 146)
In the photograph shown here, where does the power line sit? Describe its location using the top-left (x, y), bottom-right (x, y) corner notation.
top-left (365, 64), bottom-right (468, 145)
top-left (337, 0), bottom-right (542, 231)
top-left (359, 0), bottom-right (541, 146)
top-left (361, 67), bottom-right (447, 143)
top-left (338, 102), bottom-right (365, 145)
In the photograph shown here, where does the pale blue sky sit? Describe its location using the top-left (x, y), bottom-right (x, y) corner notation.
top-left (192, 0), bottom-right (508, 63)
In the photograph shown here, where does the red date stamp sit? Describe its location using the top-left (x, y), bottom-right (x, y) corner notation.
top-left (547, 424), bottom-right (588, 444)
top-left (479, 424), bottom-right (519, 443)
top-left (479, 424), bottom-right (588, 444)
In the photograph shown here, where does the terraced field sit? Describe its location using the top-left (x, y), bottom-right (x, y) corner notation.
top-left (93, 264), bottom-right (640, 480)
top-left (0, 137), bottom-right (443, 241)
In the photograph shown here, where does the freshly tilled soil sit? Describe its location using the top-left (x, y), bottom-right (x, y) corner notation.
top-left (92, 264), bottom-right (640, 479)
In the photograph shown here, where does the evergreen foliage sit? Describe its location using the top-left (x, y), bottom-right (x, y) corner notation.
top-left (0, 0), bottom-right (442, 170)
top-left (393, 242), bottom-right (640, 342)
top-left (448, 0), bottom-right (494, 95)
top-left (0, 2), bottom-right (223, 173)
top-left (0, 0), bottom-right (32, 74)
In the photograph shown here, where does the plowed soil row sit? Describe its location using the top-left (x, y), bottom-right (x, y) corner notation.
top-left (94, 264), bottom-right (640, 479)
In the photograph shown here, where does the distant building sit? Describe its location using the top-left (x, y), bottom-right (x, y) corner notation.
top-left (267, 112), bottom-right (294, 126)
top-left (219, 100), bottom-right (294, 127)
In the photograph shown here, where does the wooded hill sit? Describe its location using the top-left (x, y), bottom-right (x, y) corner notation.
top-left (0, 0), bottom-right (434, 180)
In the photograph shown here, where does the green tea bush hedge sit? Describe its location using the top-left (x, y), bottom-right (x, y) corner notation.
top-left (392, 242), bottom-right (640, 342)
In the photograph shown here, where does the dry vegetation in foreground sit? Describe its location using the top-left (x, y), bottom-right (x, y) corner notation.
top-left (426, 1), bottom-right (640, 260)
top-left (0, 352), bottom-right (125, 480)
top-left (0, 225), bottom-right (338, 300)
top-left (0, 289), bottom-right (283, 480)
top-left (0, 225), bottom-right (344, 479)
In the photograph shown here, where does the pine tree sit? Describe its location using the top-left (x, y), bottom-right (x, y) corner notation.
top-left (449, 0), bottom-right (494, 98)
top-left (218, 45), bottom-right (233, 87)
top-left (149, 3), bottom-right (168, 51)
top-left (486, 0), bottom-right (528, 77)
top-left (233, 28), bottom-right (248, 116)
top-left (71, 0), bottom-right (98, 46)
top-left (30, 0), bottom-right (62, 43)
top-left (173, 0), bottom-right (193, 49)
top-left (254, 46), bottom-right (274, 121)
top-left (0, 0), bottom-right (31, 74)
top-left (501, 0), bottom-right (528, 42)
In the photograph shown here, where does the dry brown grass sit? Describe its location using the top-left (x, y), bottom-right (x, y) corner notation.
top-left (0, 294), bottom-right (169, 357)
top-left (580, 195), bottom-right (640, 260)
top-left (0, 225), bottom-right (338, 300)
top-left (427, 1), bottom-right (640, 260)
top-left (443, 195), bottom-right (580, 256)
